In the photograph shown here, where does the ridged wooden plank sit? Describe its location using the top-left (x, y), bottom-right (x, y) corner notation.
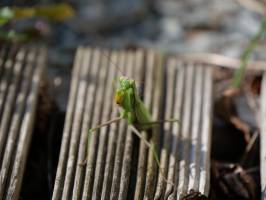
top-left (154, 58), bottom-right (176, 200)
top-left (82, 49), bottom-right (110, 200)
top-left (134, 51), bottom-right (153, 200)
top-left (6, 48), bottom-right (45, 200)
top-left (187, 65), bottom-right (204, 192)
top-left (109, 52), bottom-right (127, 200)
top-left (0, 50), bottom-right (15, 126)
top-left (61, 48), bottom-right (92, 200)
top-left (100, 51), bottom-right (120, 200)
top-left (176, 64), bottom-right (194, 198)
top-left (260, 71), bottom-right (266, 200)
top-left (0, 49), bottom-right (25, 162)
top-left (0, 46), bottom-right (46, 200)
top-left (91, 49), bottom-right (116, 200)
top-left (165, 61), bottom-right (184, 200)
top-left (143, 51), bottom-right (164, 200)
top-left (199, 66), bottom-right (212, 196)
top-left (0, 49), bottom-right (30, 199)
top-left (72, 48), bottom-right (98, 200)
top-left (117, 51), bottom-right (138, 200)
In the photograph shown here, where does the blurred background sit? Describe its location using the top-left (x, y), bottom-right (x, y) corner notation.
top-left (0, 0), bottom-right (265, 199)
top-left (1, 0), bottom-right (265, 110)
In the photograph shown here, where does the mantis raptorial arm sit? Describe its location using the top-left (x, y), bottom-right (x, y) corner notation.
top-left (81, 116), bottom-right (123, 165)
top-left (89, 116), bottom-right (123, 133)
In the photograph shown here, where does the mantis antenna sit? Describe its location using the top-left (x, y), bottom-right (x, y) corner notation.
top-left (105, 51), bottom-right (124, 76)
top-left (90, 32), bottom-right (125, 76)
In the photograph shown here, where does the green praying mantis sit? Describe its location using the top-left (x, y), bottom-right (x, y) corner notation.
top-left (87, 55), bottom-right (179, 185)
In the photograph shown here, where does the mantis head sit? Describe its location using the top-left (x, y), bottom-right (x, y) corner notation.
top-left (114, 76), bottom-right (135, 110)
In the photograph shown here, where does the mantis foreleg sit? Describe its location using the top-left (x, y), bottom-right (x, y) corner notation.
top-left (89, 116), bottom-right (123, 133)
top-left (81, 117), bottom-right (123, 165)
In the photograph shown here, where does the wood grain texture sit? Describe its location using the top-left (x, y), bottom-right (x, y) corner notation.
top-left (52, 47), bottom-right (213, 200)
top-left (261, 72), bottom-right (266, 200)
top-left (0, 46), bottom-right (46, 200)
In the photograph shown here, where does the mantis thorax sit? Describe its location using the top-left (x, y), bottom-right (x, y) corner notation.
top-left (114, 76), bottom-right (137, 123)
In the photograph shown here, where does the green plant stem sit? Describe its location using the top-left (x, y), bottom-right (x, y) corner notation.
top-left (232, 18), bottom-right (266, 88)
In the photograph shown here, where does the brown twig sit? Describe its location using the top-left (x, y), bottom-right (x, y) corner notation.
top-left (178, 53), bottom-right (266, 70)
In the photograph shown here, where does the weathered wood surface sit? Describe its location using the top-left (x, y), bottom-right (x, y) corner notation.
top-left (261, 72), bottom-right (266, 200)
top-left (0, 46), bottom-right (46, 200)
top-left (52, 47), bottom-right (213, 200)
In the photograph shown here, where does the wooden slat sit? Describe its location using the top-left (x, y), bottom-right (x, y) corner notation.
top-left (72, 49), bottom-right (98, 199)
top-left (0, 49), bottom-right (30, 199)
top-left (91, 49), bottom-right (115, 199)
top-left (82, 49), bottom-right (110, 200)
top-left (199, 66), bottom-right (212, 196)
top-left (0, 46), bottom-right (46, 200)
top-left (0, 49), bottom-right (25, 161)
top-left (166, 61), bottom-right (184, 200)
top-left (143, 51), bottom-right (164, 199)
top-left (52, 47), bottom-right (213, 199)
top-left (0, 50), bottom-right (15, 123)
top-left (187, 65), bottom-right (203, 192)
top-left (117, 51), bottom-right (136, 200)
top-left (134, 51), bottom-right (152, 200)
top-left (62, 48), bottom-right (92, 199)
top-left (109, 52), bottom-right (127, 200)
top-left (100, 51), bottom-right (120, 200)
top-left (261, 71), bottom-right (266, 200)
top-left (177, 63), bottom-right (195, 198)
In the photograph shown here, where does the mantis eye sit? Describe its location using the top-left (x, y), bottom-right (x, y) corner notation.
top-left (115, 91), bottom-right (124, 105)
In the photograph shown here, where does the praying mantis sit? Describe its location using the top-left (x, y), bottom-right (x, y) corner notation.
top-left (87, 54), bottom-right (179, 185)
top-left (89, 75), bottom-right (178, 163)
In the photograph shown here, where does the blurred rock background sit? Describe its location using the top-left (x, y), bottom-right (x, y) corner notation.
top-left (2, 0), bottom-right (265, 111)
top-left (1, 0), bottom-right (265, 199)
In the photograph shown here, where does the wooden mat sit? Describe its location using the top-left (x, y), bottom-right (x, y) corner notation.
top-left (0, 46), bottom-right (46, 200)
top-left (52, 47), bottom-right (213, 200)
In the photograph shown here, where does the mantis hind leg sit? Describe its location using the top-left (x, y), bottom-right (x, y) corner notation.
top-left (130, 125), bottom-right (175, 187)
top-left (139, 118), bottom-right (179, 126)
